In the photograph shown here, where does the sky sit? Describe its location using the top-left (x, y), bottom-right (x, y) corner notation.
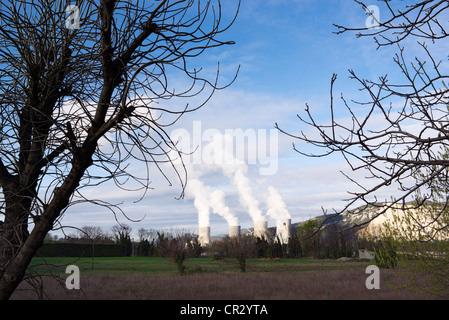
top-left (55, 0), bottom-right (437, 239)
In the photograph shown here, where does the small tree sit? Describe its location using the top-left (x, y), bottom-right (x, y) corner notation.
top-left (376, 200), bottom-right (449, 296)
top-left (137, 228), bottom-right (159, 256)
top-left (136, 227), bottom-right (151, 256)
top-left (112, 224), bottom-right (132, 257)
top-left (373, 238), bottom-right (398, 269)
top-left (287, 234), bottom-right (303, 258)
top-left (320, 224), bottom-right (356, 259)
top-left (255, 236), bottom-right (270, 259)
top-left (297, 219), bottom-right (321, 258)
top-left (78, 226), bottom-right (106, 243)
top-left (224, 235), bottom-right (256, 272)
top-left (158, 229), bottom-right (199, 275)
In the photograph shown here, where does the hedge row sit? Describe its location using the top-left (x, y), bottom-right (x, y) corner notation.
top-left (37, 242), bottom-right (123, 257)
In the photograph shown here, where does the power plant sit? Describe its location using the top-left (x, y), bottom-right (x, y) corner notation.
top-left (198, 218), bottom-right (292, 245)
top-left (198, 226), bottom-right (211, 246)
top-left (253, 220), bottom-right (268, 240)
top-left (229, 225), bottom-right (241, 238)
top-left (184, 132), bottom-right (293, 247)
top-left (275, 219), bottom-right (291, 244)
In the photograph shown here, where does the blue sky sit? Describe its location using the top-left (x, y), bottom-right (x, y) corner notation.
top-left (220, 0), bottom-right (393, 94)
top-left (58, 0), bottom-right (427, 238)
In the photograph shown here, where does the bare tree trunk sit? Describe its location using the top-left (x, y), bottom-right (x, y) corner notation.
top-left (0, 0), bottom-right (240, 299)
top-left (0, 197), bottom-right (30, 277)
top-left (0, 150), bottom-right (94, 299)
top-left (0, 175), bottom-right (35, 275)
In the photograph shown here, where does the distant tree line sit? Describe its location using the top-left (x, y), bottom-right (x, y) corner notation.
top-left (207, 222), bottom-right (361, 268)
top-left (41, 220), bottom-right (384, 261)
top-left (42, 224), bottom-right (203, 260)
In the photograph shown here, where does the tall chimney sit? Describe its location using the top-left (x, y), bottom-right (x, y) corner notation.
top-left (198, 226), bottom-right (211, 246)
top-left (276, 219), bottom-right (291, 244)
top-left (254, 221), bottom-right (268, 240)
top-left (229, 225), bottom-right (241, 238)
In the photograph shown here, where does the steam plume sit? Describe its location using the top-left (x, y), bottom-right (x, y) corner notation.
top-left (208, 134), bottom-right (266, 223)
top-left (183, 132), bottom-right (267, 229)
top-left (209, 189), bottom-right (239, 226)
top-left (266, 186), bottom-right (291, 220)
top-left (185, 163), bottom-right (239, 227)
top-left (186, 178), bottom-right (211, 227)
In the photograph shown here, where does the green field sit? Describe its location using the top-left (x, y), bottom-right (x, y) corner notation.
top-left (29, 256), bottom-right (368, 276)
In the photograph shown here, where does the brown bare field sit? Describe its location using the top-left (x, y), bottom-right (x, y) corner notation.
top-left (9, 257), bottom-right (440, 300)
top-left (11, 270), bottom-right (430, 300)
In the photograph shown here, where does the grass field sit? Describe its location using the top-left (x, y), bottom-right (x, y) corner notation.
top-left (27, 256), bottom-right (370, 275)
top-left (10, 256), bottom-right (441, 300)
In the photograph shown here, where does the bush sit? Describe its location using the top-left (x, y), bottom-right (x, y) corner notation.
top-left (374, 243), bottom-right (398, 269)
top-left (297, 219), bottom-right (321, 258)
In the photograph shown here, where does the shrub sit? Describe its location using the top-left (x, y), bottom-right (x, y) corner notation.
top-left (374, 241), bottom-right (398, 269)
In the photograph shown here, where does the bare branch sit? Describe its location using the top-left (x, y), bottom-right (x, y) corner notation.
top-left (279, 0), bottom-right (449, 231)
top-left (0, 0), bottom-right (240, 299)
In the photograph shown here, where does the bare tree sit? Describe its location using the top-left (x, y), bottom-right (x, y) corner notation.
top-left (111, 224), bottom-right (132, 256)
top-left (0, 0), bottom-right (240, 299)
top-left (138, 228), bottom-right (147, 242)
top-left (78, 225), bottom-right (106, 241)
top-left (224, 234), bottom-right (256, 272)
top-left (158, 229), bottom-right (200, 274)
top-left (277, 1), bottom-right (449, 230)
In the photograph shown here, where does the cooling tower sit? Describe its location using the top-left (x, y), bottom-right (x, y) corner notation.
top-left (254, 221), bottom-right (268, 239)
top-left (229, 225), bottom-right (241, 238)
top-left (276, 219), bottom-right (291, 244)
top-left (198, 226), bottom-right (211, 246)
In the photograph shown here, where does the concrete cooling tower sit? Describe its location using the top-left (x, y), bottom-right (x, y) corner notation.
top-left (198, 226), bottom-right (211, 246)
top-left (275, 219), bottom-right (291, 244)
top-left (229, 225), bottom-right (241, 238)
top-left (254, 221), bottom-right (268, 239)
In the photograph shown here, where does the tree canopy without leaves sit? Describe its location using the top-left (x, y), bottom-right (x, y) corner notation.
top-left (157, 229), bottom-right (200, 274)
top-left (224, 234), bottom-right (256, 272)
top-left (0, 0), bottom-right (240, 299)
top-left (277, 0), bottom-right (449, 231)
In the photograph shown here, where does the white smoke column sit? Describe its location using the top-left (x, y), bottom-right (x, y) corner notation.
top-left (168, 129), bottom-right (215, 230)
top-left (185, 178), bottom-right (211, 227)
top-left (208, 134), bottom-right (266, 223)
top-left (183, 131), bottom-right (265, 229)
top-left (266, 186), bottom-right (291, 220)
top-left (184, 150), bottom-right (239, 228)
top-left (209, 189), bottom-right (239, 227)
top-left (231, 168), bottom-right (265, 222)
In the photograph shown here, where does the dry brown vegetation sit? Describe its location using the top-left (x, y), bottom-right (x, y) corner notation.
top-left (10, 258), bottom-right (437, 300)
